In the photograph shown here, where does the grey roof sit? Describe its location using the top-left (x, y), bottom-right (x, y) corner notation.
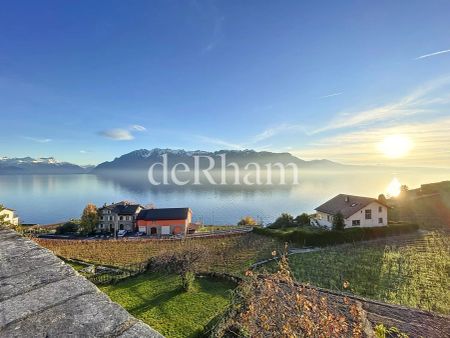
top-left (315, 194), bottom-right (386, 218)
top-left (137, 208), bottom-right (191, 221)
top-left (100, 202), bottom-right (142, 215)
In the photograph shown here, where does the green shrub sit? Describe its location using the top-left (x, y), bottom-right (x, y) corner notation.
top-left (294, 213), bottom-right (311, 227)
top-left (332, 212), bottom-right (345, 231)
top-left (254, 223), bottom-right (419, 247)
top-left (56, 221), bottom-right (79, 234)
top-left (374, 324), bottom-right (409, 338)
top-left (268, 213), bottom-right (295, 229)
top-left (182, 271), bottom-right (196, 292)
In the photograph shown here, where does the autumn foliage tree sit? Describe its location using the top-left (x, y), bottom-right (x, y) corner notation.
top-left (237, 216), bottom-right (257, 226)
top-left (79, 203), bottom-right (99, 235)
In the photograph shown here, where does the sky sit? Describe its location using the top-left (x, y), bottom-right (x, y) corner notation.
top-left (0, 0), bottom-right (450, 167)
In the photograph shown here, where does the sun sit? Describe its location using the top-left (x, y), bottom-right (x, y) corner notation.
top-left (386, 177), bottom-right (401, 197)
top-left (378, 135), bottom-right (413, 158)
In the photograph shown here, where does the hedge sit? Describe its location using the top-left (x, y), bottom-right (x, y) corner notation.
top-left (253, 223), bottom-right (419, 247)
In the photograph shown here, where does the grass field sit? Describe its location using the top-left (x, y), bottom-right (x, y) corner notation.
top-left (265, 231), bottom-right (450, 314)
top-left (100, 272), bottom-right (234, 338)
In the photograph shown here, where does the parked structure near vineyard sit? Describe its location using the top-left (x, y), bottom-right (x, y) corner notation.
top-left (97, 202), bottom-right (193, 237)
top-left (136, 207), bottom-right (192, 236)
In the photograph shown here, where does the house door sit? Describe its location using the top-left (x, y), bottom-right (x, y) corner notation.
top-left (119, 224), bottom-right (124, 230)
top-left (150, 227), bottom-right (157, 235)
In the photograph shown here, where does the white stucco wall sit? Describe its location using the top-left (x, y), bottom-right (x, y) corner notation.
top-left (0, 209), bottom-right (19, 226)
top-left (344, 201), bottom-right (388, 228)
top-left (314, 201), bottom-right (388, 229)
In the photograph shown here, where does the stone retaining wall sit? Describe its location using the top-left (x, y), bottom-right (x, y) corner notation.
top-left (0, 229), bottom-right (163, 337)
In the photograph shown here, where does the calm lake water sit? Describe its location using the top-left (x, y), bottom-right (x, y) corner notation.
top-left (1, 168), bottom-right (449, 225)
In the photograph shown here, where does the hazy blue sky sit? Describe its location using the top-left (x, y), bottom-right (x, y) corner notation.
top-left (1, 1), bottom-right (449, 167)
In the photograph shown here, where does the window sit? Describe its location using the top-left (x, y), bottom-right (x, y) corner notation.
top-left (100, 224), bottom-right (104, 228)
top-left (378, 218), bottom-right (383, 224)
top-left (365, 209), bottom-right (372, 220)
top-left (327, 215), bottom-right (330, 222)
top-left (119, 216), bottom-right (123, 221)
top-left (352, 220), bottom-right (360, 226)
top-left (378, 206), bottom-right (382, 212)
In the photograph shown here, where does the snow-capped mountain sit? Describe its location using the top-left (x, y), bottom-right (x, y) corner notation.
top-left (0, 157), bottom-right (89, 174)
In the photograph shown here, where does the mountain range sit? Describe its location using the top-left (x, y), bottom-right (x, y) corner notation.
top-left (0, 157), bottom-right (89, 174)
top-left (93, 148), bottom-right (342, 174)
top-left (0, 149), bottom-right (342, 175)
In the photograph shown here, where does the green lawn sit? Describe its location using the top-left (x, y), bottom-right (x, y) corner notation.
top-left (265, 232), bottom-right (450, 314)
top-left (100, 272), bottom-right (235, 338)
top-left (63, 259), bottom-right (88, 271)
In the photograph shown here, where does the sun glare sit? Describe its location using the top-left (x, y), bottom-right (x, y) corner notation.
top-left (378, 135), bottom-right (413, 158)
top-left (386, 177), bottom-right (402, 197)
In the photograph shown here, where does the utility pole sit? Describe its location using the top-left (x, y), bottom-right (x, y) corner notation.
top-left (114, 215), bottom-right (117, 239)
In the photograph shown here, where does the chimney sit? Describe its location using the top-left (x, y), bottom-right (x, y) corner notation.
top-left (345, 195), bottom-right (350, 203)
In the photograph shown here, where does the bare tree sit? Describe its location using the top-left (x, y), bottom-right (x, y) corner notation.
top-left (149, 244), bottom-right (206, 291)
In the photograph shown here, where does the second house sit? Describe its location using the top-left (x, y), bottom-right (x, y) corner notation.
top-left (136, 208), bottom-right (192, 236)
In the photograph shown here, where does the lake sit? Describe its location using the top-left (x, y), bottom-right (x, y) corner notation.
top-left (1, 167), bottom-right (449, 225)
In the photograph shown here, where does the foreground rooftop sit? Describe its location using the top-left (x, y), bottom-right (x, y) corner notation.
top-left (0, 229), bottom-right (162, 337)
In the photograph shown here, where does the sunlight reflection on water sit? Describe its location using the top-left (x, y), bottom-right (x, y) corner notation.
top-left (1, 168), bottom-right (449, 224)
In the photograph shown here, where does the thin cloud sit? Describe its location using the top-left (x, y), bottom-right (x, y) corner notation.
top-left (24, 136), bottom-right (52, 143)
top-left (253, 124), bottom-right (307, 143)
top-left (131, 124), bottom-right (147, 132)
top-left (98, 129), bottom-right (134, 141)
top-left (416, 49), bottom-right (450, 60)
top-left (319, 92), bottom-right (343, 99)
top-left (99, 124), bottom-right (147, 141)
top-left (311, 76), bottom-right (450, 134)
top-left (201, 16), bottom-right (224, 54)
